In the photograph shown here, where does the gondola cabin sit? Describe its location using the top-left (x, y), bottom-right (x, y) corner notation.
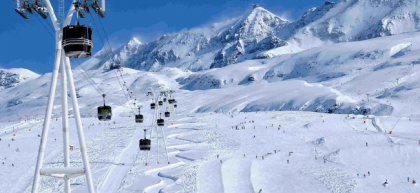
top-left (165, 112), bottom-right (170, 117)
top-left (158, 101), bottom-right (163, 106)
top-left (157, 118), bottom-right (164, 126)
top-left (139, 139), bottom-right (151, 151)
top-left (62, 25), bottom-right (93, 58)
top-left (163, 98), bottom-right (167, 102)
top-left (150, 103), bottom-right (156, 109)
top-left (97, 106), bottom-right (112, 121)
top-left (168, 99), bottom-right (175, 104)
top-left (135, 114), bottom-right (143, 123)
top-left (174, 104), bottom-right (178, 108)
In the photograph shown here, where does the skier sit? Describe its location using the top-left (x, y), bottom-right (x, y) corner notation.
top-left (315, 156), bottom-right (317, 160)
top-left (256, 156), bottom-right (257, 159)
top-left (364, 174), bottom-right (366, 178)
top-left (253, 135), bottom-right (255, 138)
top-left (12, 164), bottom-right (14, 167)
top-left (357, 174), bottom-right (359, 177)
top-left (262, 156), bottom-right (264, 160)
top-left (366, 142), bottom-right (368, 147)
top-left (408, 177), bottom-right (410, 182)
top-left (384, 179), bottom-right (388, 186)
top-left (244, 154), bottom-right (246, 158)
top-left (287, 160), bottom-right (289, 164)
top-left (368, 171), bottom-right (370, 176)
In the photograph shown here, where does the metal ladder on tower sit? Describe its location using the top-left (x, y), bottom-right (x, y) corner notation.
top-left (59, 0), bottom-right (64, 27)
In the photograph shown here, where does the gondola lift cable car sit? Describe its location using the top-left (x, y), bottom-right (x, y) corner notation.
top-left (157, 113), bottom-right (164, 127)
top-left (62, 4), bottom-right (93, 59)
top-left (135, 106), bottom-right (144, 123)
top-left (139, 129), bottom-right (151, 151)
top-left (150, 102), bottom-right (156, 109)
top-left (165, 111), bottom-right (170, 118)
top-left (158, 101), bottom-right (163, 106)
top-left (97, 94), bottom-right (112, 121)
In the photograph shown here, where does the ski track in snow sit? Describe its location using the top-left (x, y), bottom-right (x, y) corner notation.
top-left (301, 165), bottom-right (357, 193)
top-left (3, 103), bottom-right (420, 193)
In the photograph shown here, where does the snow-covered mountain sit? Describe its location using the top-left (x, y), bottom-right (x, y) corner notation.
top-left (0, 68), bottom-right (39, 91)
top-left (86, 6), bottom-right (290, 71)
top-left (4, 0), bottom-right (420, 119)
top-left (5, 1), bottom-right (420, 192)
top-left (86, 0), bottom-right (420, 72)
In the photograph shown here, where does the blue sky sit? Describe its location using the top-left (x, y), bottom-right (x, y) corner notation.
top-left (1, 0), bottom-right (330, 74)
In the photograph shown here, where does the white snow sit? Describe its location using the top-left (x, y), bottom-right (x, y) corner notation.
top-left (4, 1), bottom-right (420, 192)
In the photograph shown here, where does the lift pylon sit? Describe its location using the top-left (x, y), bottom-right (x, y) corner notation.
top-left (14, 1), bottom-right (106, 193)
top-left (145, 89), bottom-right (170, 166)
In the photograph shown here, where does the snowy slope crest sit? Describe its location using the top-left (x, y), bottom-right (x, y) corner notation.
top-left (84, 0), bottom-right (420, 72)
top-left (0, 68), bottom-right (39, 91)
top-left (88, 6), bottom-right (290, 72)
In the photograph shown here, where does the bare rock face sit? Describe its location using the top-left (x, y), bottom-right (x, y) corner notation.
top-left (0, 70), bottom-right (26, 91)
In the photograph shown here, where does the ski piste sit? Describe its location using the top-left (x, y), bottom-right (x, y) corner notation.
top-left (4, 0), bottom-right (420, 192)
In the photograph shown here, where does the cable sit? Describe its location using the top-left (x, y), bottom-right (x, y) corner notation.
top-left (35, 1), bottom-right (139, 115)
top-left (33, 14), bottom-right (132, 110)
top-left (98, 16), bottom-right (113, 55)
top-left (88, 13), bottom-right (139, 114)
top-left (88, 12), bottom-right (110, 55)
top-left (87, 12), bottom-right (137, 114)
top-left (34, 14), bottom-right (55, 39)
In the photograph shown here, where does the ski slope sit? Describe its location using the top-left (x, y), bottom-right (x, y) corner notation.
top-left (5, 1), bottom-right (420, 191)
top-left (2, 95), bottom-right (420, 193)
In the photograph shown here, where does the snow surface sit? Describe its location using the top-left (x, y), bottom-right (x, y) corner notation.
top-left (4, 0), bottom-right (420, 192)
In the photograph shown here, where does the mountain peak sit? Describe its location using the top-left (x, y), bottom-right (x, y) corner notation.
top-left (128, 37), bottom-right (142, 46)
top-left (216, 5), bottom-right (288, 42)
